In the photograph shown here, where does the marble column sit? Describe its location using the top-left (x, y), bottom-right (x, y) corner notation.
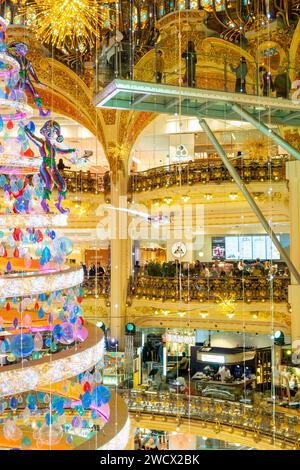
top-left (286, 161), bottom-right (300, 344)
top-left (109, 168), bottom-right (132, 350)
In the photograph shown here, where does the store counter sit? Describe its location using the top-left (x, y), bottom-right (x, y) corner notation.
top-left (191, 373), bottom-right (253, 401)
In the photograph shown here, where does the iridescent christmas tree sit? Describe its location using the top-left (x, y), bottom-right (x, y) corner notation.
top-left (0, 15), bottom-right (112, 450)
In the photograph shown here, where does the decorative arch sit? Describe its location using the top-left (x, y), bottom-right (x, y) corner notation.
top-left (289, 19), bottom-right (300, 80)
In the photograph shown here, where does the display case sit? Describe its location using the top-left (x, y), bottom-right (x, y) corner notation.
top-left (102, 352), bottom-right (126, 386)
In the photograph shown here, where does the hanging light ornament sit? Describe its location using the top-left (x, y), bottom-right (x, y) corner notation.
top-left (22, 0), bottom-right (112, 53)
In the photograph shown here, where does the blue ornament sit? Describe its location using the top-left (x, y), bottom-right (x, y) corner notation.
top-left (37, 392), bottom-right (45, 402)
top-left (0, 175), bottom-right (6, 188)
top-left (45, 413), bottom-right (52, 426)
top-left (81, 392), bottom-right (92, 410)
top-left (16, 179), bottom-right (24, 190)
top-left (10, 397), bottom-right (18, 410)
top-left (10, 334), bottom-right (34, 358)
top-left (1, 339), bottom-right (9, 353)
top-left (92, 386), bottom-right (111, 407)
top-left (78, 373), bottom-right (85, 384)
top-left (55, 237), bottom-right (73, 256)
top-left (53, 324), bottom-right (63, 341)
top-left (40, 246), bottom-right (51, 265)
top-left (45, 337), bottom-right (51, 347)
top-left (6, 261), bottom-right (12, 272)
top-left (27, 121), bottom-right (35, 133)
top-left (38, 307), bottom-right (44, 319)
top-left (14, 197), bottom-right (29, 214)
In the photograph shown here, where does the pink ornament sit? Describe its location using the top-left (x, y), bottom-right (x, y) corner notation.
top-left (75, 326), bottom-right (88, 342)
top-left (23, 314), bottom-right (32, 328)
top-left (3, 420), bottom-right (23, 442)
top-left (33, 332), bottom-right (43, 351)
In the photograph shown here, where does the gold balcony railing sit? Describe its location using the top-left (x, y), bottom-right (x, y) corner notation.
top-left (129, 274), bottom-right (289, 303)
top-left (83, 275), bottom-right (110, 299)
top-left (62, 170), bottom-right (105, 194)
top-left (124, 156), bottom-right (288, 194)
top-left (120, 389), bottom-right (300, 449)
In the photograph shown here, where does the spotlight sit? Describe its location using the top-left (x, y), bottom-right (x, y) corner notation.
top-left (125, 322), bottom-right (136, 335)
top-left (274, 330), bottom-right (284, 346)
top-left (109, 337), bottom-right (119, 350)
top-left (96, 321), bottom-right (106, 332)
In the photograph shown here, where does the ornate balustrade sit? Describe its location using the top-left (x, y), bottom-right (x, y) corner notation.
top-left (120, 389), bottom-right (300, 449)
top-left (61, 169), bottom-right (105, 194)
top-left (129, 274), bottom-right (289, 303)
top-left (82, 273), bottom-right (289, 304)
top-left (83, 275), bottom-right (110, 299)
top-left (127, 156), bottom-right (288, 194)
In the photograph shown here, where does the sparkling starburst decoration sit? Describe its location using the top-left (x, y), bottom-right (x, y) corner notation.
top-left (23, 0), bottom-right (111, 52)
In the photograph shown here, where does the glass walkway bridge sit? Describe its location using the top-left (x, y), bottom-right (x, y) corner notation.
top-left (94, 78), bottom-right (300, 285)
top-left (94, 79), bottom-right (300, 127)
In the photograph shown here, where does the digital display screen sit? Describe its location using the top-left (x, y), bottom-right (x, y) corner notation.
top-left (212, 235), bottom-right (285, 260)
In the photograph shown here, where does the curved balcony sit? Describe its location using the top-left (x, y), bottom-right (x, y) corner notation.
top-left (83, 275), bottom-right (111, 300)
top-left (127, 156), bottom-right (288, 194)
top-left (81, 272), bottom-right (290, 305)
top-left (129, 274), bottom-right (289, 304)
top-left (121, 389), bottom-right (300, 450)
top-left (59, 169), bottom-right (105, 194)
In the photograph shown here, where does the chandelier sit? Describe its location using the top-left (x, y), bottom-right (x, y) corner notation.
top-left (22, 0), bottom-right (111, 53)
top-left (212, 0), bottom-right (300, 43)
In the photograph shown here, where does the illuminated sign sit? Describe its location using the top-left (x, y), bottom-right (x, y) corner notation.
top-left (201, 354), bottom-right (225, 364)
top-left (166, 334), bottom-right (195, 345)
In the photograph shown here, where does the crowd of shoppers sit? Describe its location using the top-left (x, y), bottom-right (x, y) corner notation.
top-left (137, 258), bottom-right (289, 279)
top-left (81, 262), bottom-right (107, 278)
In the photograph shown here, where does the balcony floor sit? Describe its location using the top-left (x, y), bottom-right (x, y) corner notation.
top-left (94, 79), bottom-right (300, 126)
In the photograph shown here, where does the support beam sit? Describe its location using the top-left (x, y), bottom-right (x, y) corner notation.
top-left (283, 111), bottom-right (300, 123)
top-left (131, 94), bottom-right (147, 105)
top-left (232, 104), bottom-right (300, 161)
top-left (196, 102), bottom-right (214, 115)
top-left (165, 98), bottom-right (178, 109)
top-left (199, 118), bottom-right (300, 284)
top-left (259, 108), bottom-right (278, 118)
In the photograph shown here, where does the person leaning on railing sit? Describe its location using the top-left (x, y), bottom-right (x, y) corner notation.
top-left (230, 57), bottom-right (247, 94)
top-left (154, 50), bottom-right (164, 84)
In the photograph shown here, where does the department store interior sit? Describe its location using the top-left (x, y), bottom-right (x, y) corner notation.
top-left (0, 0), bottom-right (300, 452)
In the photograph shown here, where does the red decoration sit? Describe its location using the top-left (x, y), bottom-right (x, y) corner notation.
top-left (36, 230), bottom-right (43, 242)
top-left (24, 148), bottom-right (34, 158)
top-left (6, 302), bottom-right (10, 311)
top-left (78, 316), bottom-right (84, 325)
top-left (77, 297), bottom-right (83, 304)
top-left (83, 382), bottom-right (91, 392)
top-left (34, 302), bottom-right (39, 310)
top-left (13, 248), bottom-right (19, 258)
top-left (7, 120), bottom-right (13, 130)
top-left (13, 228), bottom-right (22, 241)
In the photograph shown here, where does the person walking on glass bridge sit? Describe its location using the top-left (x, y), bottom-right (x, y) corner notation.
top-left (230, 56), bottom-right (248, 94)
top-left (182, 41), bottom-right (197, 88)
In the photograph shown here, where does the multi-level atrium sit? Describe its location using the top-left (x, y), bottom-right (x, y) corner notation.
top-left (0, 0), bottom-right (300, 453)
